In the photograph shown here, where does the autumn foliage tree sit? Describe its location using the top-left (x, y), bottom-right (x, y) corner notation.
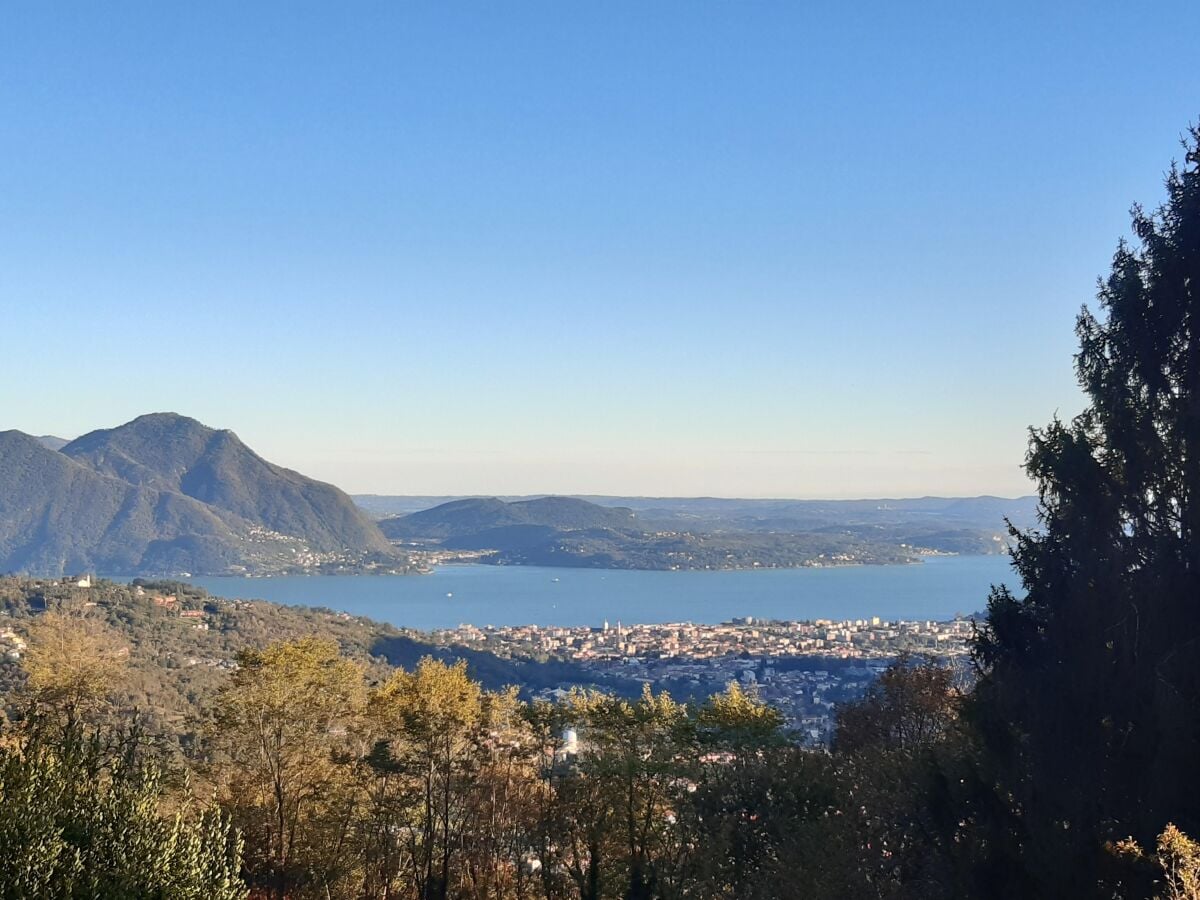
top-left (364, 657), bottom-right (487, 900)
top-left (209, 637), bottom-right (366, 898)
top-left (21, 611), bottom-right (128, 724)
top-left (834, 653), bottom-right (958, 756)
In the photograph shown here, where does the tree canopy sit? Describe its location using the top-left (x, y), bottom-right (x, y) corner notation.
top-left (974, 124), bottom-right (1200, 898)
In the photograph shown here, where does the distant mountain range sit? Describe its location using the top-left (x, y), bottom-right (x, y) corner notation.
top-left (0, 413), bottom-right (397, 577)
top-left (358, 493), bottom-right (1039, 531)
top-left (371, 494), bottom-right (1038, 570)
top-left (0, 412), bottom-right (1037, 577)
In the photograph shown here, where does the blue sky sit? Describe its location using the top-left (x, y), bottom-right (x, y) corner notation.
top-left (2, 2), bottom-right (1197, 497)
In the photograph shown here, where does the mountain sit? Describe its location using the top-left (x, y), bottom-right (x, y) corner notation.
top-left (0, 430), bottom-right (254, 575)
top-left (0, 414), bottom-right (399, 576)
top-left (36, 435), bottom-right (69, 451)
top-left (62, 413), bottom-right (391, 555)
top-left (379, 496), bottom-right (638, 540)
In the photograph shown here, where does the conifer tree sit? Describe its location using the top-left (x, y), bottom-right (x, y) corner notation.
top-left (973, 124), bottom-right (1200, 898)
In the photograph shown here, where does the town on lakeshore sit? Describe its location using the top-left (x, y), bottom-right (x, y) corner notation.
top-left (429, 615), bottom-right (975, 742)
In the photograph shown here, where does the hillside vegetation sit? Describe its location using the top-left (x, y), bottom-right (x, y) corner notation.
top-left (0, 576), bottom-right (643, 738)
top-left (2, 583), bottom-right (989, 899)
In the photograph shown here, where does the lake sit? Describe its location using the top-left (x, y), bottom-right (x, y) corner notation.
top-left (186, 555), bottom-right (1018, 631)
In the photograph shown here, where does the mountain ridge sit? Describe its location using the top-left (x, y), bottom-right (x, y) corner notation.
top-left (379, 496), bottom-right (638, 540)
top-left (62, 413), bottom-right (391, 555)
top-left (0, 415), bottom-right (398, 576)
top-left (0, 429), bottom-right (251, 575)
top-left (375, 493), bottom-right (1028, 570)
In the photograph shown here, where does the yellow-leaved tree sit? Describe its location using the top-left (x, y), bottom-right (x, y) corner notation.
top-left (364, 657), bottom-right (486, 900)
top-left (209, 636), bottom-right (366, 899)
top-left (21, 611), bottom-right (127, 722)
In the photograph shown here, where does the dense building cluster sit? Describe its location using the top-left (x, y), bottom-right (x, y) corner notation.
top-left (436, 616), bottom-right (974, 661)
top-left (433, 616), bottom-right (974, 739)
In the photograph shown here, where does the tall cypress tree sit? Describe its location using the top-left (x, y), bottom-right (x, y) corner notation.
top-left (972, 125), bottom-right (1200, 898)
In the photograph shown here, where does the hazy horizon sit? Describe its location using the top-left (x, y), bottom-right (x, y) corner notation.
top-left (26, 412), bottom-right (1038, 501)
top-left (350, 491), bottom-right (1038, 502)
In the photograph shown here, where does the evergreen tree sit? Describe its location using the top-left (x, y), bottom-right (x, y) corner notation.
top-left (0, 717), bottom-right (244, 899)
top-left (973, 124), bottom-right (1200, 898)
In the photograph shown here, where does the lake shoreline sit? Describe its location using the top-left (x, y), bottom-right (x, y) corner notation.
top-left (163, 555), bottom-right (1018, 632)
top-left (106, 550), bottom-right (1006, 583)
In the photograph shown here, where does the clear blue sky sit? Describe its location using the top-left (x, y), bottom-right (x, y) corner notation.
top-left (2, 2), bottom-right (1197, 498)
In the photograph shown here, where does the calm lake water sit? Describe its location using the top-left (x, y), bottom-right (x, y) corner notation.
top-left (186, 555), bottom-right (1018, 631)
